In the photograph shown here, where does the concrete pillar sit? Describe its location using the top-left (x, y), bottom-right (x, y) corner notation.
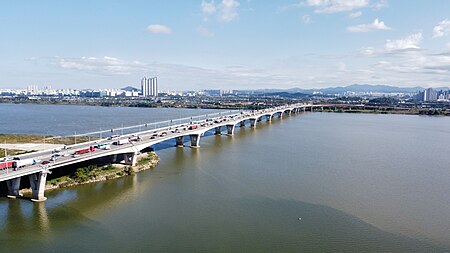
top-left (214, 126), bottom-right (222, 135)
top-left (279, 112), bottom-right (283, 119)
top-left (240, 120), bottom-right (245, 127)
top-left (124, 152), bottom-right (138, 166)
top-left (265, 114), bottom-right (272, 122)
top-left (190, 134), bottom-right (201, 148)
top-left (303, 107), bottom-right (306, 112)
top-left (29, 172), bottom-right (48, 202)
top-left (249, 118), bottom-right (257, 128)
top-left (175, 136), bottom-right (184, 147)
top-left (6, 177), bottom-right (22, 199)
top-left (226, 125), bottom-right (235, 135)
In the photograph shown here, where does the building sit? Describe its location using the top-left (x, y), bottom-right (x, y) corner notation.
top-left (141, 76), bottom-right (158, 97)
top-left (423, 88), bottom-right (437, 102)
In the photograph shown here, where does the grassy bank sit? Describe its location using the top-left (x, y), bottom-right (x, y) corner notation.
top-left (35, 152), bottom-right (160, 192)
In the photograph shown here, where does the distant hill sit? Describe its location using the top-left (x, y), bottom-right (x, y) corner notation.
top-left (122, 86), bottom-right (140, 92)
top-left (255, 84), bottom-right (449, 95)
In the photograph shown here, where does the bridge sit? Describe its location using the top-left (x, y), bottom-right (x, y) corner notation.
top-left (0, 103), bottom-right (322, 202)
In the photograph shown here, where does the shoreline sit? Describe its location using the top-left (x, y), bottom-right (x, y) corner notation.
top-left (20, 151), bottom-right (160, 195)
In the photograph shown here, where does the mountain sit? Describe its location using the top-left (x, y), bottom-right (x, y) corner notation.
top-left (121, 86), bottom-right (140, 92)
top-left (255, 84), bottom-right (449, 95)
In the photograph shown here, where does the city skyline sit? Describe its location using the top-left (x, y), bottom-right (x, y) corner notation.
top-left (1, 1), bottom-right (450, 90)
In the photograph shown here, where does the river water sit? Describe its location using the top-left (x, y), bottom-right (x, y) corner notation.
top-left (0, 104), bottom-right (449, 252)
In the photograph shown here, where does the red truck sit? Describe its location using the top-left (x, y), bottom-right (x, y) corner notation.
top-left (0, 161), bottom-right (14, 170)
top-left (73, 146), bottom-right (95, 155)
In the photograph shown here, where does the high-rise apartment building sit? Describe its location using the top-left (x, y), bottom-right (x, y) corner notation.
top-left (141, 76), bottom-right (158, 97)
top-left (423, 88), bottom-right (437, 102)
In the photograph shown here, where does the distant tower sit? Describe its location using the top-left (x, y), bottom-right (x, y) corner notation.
top-left (141, 76), bottom-right (158, 97)
top-left (423, 88), bottom-right (437, 102)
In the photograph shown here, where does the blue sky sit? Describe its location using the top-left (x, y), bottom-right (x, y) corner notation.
top-left (1, 0), bottom-right (450, 90)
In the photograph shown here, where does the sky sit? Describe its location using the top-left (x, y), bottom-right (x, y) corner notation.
top-left (1, 0), bottom-right (450, 90)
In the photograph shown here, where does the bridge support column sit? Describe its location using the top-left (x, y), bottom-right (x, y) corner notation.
top-left (249, 118), bottom-right (257, 128)
top-left (226, 125), bottom-right (235, 135)
top-left (6, 178), bottom-right (22, 199)
top-left (266, 115), bottom-right (272, 122)
top-left (190, 134), bottom-right (200, 148)
top-left (29, 172), bottom-right (48, 202)
top-left (214, 126), bottom-right (222, 135)
top-left (124, 152), bottom-right (138, 166)
top-left (303, 107), bottom-right (306, 112)
top-left (279, 112), bottom-right (283, 119)
top-left (175, 136), bottom-right (184, 147)
top-left (240, 120), bottom-right (245, 127)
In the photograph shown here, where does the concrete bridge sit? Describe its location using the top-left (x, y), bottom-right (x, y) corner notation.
top-left (0, 103), bottom-right (321, 201)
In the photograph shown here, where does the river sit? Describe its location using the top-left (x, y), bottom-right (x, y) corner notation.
top-left (0, 104), bottom-right (449, 252)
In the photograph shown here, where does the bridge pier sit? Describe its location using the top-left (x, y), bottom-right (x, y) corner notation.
top-left (29, 172), bottom-right (48, 202)
top-left (214, 126), bottom-right (222, 135)
top-left (190, 134), bottom-right (201, 148)
top-left (124, 152), bottom-right (138, 166)
top-left (249, 118), bottom-right (257, 128)
top-left (226, 124), bottom-right (235, 135)
top-left (175, 136), bottom-right (184, 147)
top-left (265, 114), bottom-right (272, 122)
top-left (6, 178), bottom-right (22, 199)
top-left (240, 120), bottom-right (245, 127)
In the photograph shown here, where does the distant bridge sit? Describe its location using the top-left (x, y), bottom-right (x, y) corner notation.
top-left (0, 103), bottom-right (322, 201)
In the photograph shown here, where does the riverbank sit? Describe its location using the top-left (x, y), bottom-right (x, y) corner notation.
top-left (320, 108), bottom-right (450, 116)
top-left (0, 134), bottom-right (92, 158)
top-left (20, 152), bottom-right (159, 195)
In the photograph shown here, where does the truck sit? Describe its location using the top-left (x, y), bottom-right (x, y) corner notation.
top-left (13, 158), bottom-right (37, 169)
top-left (0, 161), bottom-right (14, 170)
top-left (113, 139), bottom-right (129, 145)
top-left (73, 146), bottom-right (95, 155)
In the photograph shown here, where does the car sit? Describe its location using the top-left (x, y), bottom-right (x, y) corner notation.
top-left (159, 132), bottom-right (167, 137)
top-left (62, 153), bottom-right (70, 157)
top-left (108, 135), bottom-right (120, 140)
top-left (72, 154), bottom-right (80, 158)
top-left (50, 156), bottom-right (57, 161)
top-left (42, 161), bottom-right (50, 165)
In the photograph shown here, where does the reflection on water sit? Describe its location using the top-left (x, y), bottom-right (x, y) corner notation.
top-left (1, 112), bottom-right (450, 252)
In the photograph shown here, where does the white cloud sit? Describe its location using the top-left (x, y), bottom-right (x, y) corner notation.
top-left (433, 19), bottom-right (450, 38)
top-left (305, 0), bottom-right (369, 13)
top-left (51, 56), bottom-right (148, 76)
top-left (201, 0), bottom-right (216, 15)
top-left (146, 24), bottom-right (172, 34)
top-left (196, 26), bottom-right (215, 37)
top-left (372, 0), bottom-right (388, 9)
top-left (202, 0), bottom-right (240, 22)
top-left (219, 0), bottom-right (240, 22)
top-left (385, 32), bottom-right (423, 51)
top-left (347, 18), bottom-right (391, 32)
top-left (349, 11), bottom-right (362, 18)
top-left (302, 14), bottom-right (312, 24)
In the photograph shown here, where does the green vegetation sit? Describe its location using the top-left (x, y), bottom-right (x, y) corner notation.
top-left (47, 164), bottom-right (132, 188)
top-left (137, 152), bottom-right (158, 166)
top-left (45, 152), bottom-right (159, 190)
